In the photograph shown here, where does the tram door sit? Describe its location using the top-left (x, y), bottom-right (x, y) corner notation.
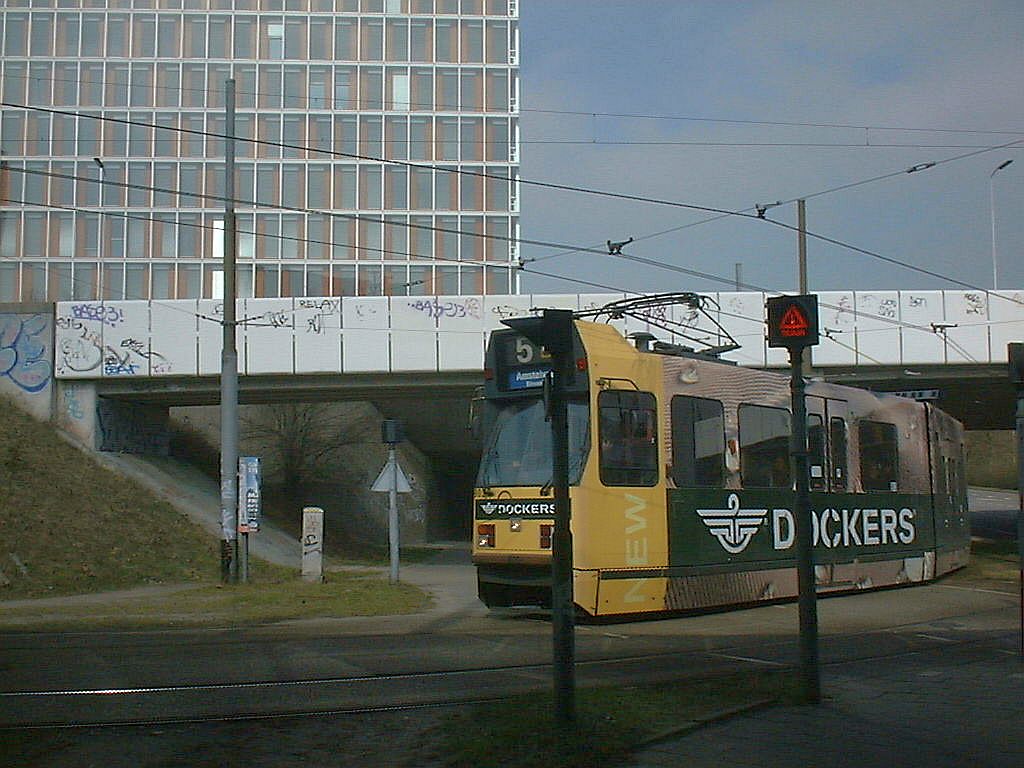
top-left (806, 397), bottom-right (849, 493)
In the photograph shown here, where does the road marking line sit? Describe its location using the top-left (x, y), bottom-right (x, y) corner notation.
top-left (933, 584), bottom-right (1017, 597)
top-left (706, 652), bottom-right (785, 667)
top-left (915, 633), bottom-right (957, 643)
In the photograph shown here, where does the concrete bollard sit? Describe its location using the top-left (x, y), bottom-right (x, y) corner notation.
top-left (301, 507), bottom-right (324, 583)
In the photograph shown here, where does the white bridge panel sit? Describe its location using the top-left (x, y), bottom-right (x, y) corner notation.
top-left (150, 300), bottom-right (198, 376)
top-left (244, 298), bottom-right (295, 374)
top-left (344, 297), bottom-right (389, 329)
top-left (294, 298), bottom-right (342, 372)
top-left (198, 300), bottom-right (245, 376)
top-left (391, 331), bottom-right (438, 371)
top-left (54, 303), bottom-right (108, 379)
top-left (942, 291), bottom-right (990, 364)
top-left (899, 291), bottom-right (946, 365)
top-left (813, 292), bottom-right (856, 366)
top-left (988, 291), bottom-right (1024, 362)
top-left (101, 301), bottom-right (152, 378)
top-left (440, 331), bottom-right (486, 369)
top-left (718, 292), bottom-right (767, 368)
top-left (343, 329), bottom-right (390, 371)
top-left (483, 295), bottom-right (534, 331)
top-left (855, 292), bottom-right (901, 365)
top-left (433, 296), bottom-right (487, 370)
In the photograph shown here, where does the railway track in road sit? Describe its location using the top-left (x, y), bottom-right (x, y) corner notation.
top-left (2, 617), bottom-right (1015, 731)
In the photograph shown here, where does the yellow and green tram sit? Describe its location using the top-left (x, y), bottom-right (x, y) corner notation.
top-left (472, 317), bottom-right (970, 618)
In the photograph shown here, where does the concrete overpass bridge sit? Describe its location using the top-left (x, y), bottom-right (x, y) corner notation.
top-left (3, 289), bottom-right (1021, 541)
top-left (8, 288), bottom-right (1024, 472)
top-left (45, 288), bottom-right (1024, 432)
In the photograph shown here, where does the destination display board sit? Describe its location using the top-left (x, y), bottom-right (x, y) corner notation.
top-left (493, 331), bottom-right (552, 391)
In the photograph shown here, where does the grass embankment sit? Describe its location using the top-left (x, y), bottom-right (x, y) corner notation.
top-left (0, 400), bottom-right (217, 599)
top-left (0, 399), bottom-right (428, 625)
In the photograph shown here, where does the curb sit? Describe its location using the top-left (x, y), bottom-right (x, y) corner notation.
top-left (634, 697), bottom-right (778, 748)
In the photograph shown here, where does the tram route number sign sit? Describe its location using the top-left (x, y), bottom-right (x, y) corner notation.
top-left (767, 294), bottom-right (819, 349)
top-left (495, 330), bottom-right (552, 390)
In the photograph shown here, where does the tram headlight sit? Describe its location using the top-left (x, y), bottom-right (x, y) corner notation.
top-left (477, 523), bottom-right (495, 548)
top-left (509, 517), bottom-right (522, 532)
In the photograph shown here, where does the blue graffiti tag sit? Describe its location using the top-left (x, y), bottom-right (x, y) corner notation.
top-left (0, 314), bottom-right (52, 393)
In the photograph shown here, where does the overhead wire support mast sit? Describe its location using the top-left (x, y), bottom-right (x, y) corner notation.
top-left (219, 78), bottom-right (239, 584)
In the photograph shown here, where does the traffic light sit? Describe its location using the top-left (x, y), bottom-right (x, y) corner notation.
top-left (767, 294), bottom-right (819, 349)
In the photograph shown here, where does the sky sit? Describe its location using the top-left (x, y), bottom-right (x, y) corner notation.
top-left (515, 1), bottom-right (1024, 297)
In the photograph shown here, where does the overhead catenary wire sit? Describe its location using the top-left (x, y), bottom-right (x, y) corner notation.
top-left (6, 102), bottom-right (1024, 305)
top-left (6, 66), bottom-right (1024, 139)
top-left (7, 161), bottom-right (1023, 336)
top-left (6, 187), bottom-right (999, 352)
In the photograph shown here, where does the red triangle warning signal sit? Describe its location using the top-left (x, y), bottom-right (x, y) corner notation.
top-left (766, 294), bottom-right (818, 348)
top-left (779, 305), bottom-right (809, 337)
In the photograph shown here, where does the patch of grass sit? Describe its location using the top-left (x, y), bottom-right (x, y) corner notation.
top-left (953, 538), bottom-right (1020, 586)
top-left (432, 671), bottom-right (799, 768)
top-left (0, 400), bottom-right (218, 599)
top-left (0, 567), bottom-right (430, 631)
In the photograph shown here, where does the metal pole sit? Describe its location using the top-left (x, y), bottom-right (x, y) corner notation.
top-left (93, 158), bottom-right (105, 301)
top-left (219, 78), bottom-right (239, 584)
top-left (991, 160), bottom-right (1013, 291)
top-left (388, 444), bottom-right (400, 584)
top-left (734, 262), bottom-right (742, 292)
top-left (797, 200), bottom-right (812, 377)
top-left (790, 344), bottom-right (821, 702)
top-left (549, 314), bottom-right (575, 726)
top-left (797, 199), bottom-right (807, 295)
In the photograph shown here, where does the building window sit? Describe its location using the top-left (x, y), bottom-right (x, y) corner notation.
top-left (599, 390), bottom-right (659, 487)
top-left (267, 22), bottom-right (284, 59)
top-left (671, 395), bottom-right (725, 488)
top-left (739, 403), bottom-right (790, 488)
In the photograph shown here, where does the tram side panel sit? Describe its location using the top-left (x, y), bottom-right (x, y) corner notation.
top-left (926, 404), bottom-right (971, 575)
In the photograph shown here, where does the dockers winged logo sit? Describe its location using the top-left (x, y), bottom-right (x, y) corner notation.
top-left (480, 502), bottom-right (498, 515)
top-left (696, 494), bottom-right (768, 554)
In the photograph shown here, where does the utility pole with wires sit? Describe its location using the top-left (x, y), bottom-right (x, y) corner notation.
top-left (797, 199), bottom-right (812, 377)
top-left (219, 78), bottom-right (240, 584)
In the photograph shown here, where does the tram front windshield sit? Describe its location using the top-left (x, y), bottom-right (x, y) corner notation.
top-left (476, 398), bottom-right (590, 488)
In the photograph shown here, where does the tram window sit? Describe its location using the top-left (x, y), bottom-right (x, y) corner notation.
top-left (670, 395), bottom-right (724, 487)
top-left (829, 417), bottom-right (848, 490)
top-left (859, 420), bottom-right (899, 492)
top-left (599, 390), bottom-right (658, 487)
top-left (738, 404), bottom-right (791, 488)
top-left (808, 414), bottom-right (826, 491)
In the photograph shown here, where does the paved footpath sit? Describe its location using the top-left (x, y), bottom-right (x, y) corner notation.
top-left (631, 630), bottom-right (1024, 768)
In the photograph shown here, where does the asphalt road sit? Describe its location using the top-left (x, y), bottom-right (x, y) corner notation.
top-left (968, 487), bottom-right (1021, 539)
top-left (0, 563), bottom-right (1016, 729)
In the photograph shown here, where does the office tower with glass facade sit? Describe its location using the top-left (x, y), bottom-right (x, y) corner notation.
top-left (0, 0), bottom-right (520, 302)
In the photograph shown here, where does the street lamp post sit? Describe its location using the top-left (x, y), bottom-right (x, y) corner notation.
top-left (990, 159), bottom-right (1014, 291)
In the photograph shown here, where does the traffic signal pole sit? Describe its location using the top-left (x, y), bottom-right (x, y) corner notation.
top-left (505, 309), bottom-right (576, 726)
top-left (549, 320), bottom-right (575, 727)
top-left (767, 294), bottom-right (822, 704)
top-left (789, 344), bottom-right (820, 703)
